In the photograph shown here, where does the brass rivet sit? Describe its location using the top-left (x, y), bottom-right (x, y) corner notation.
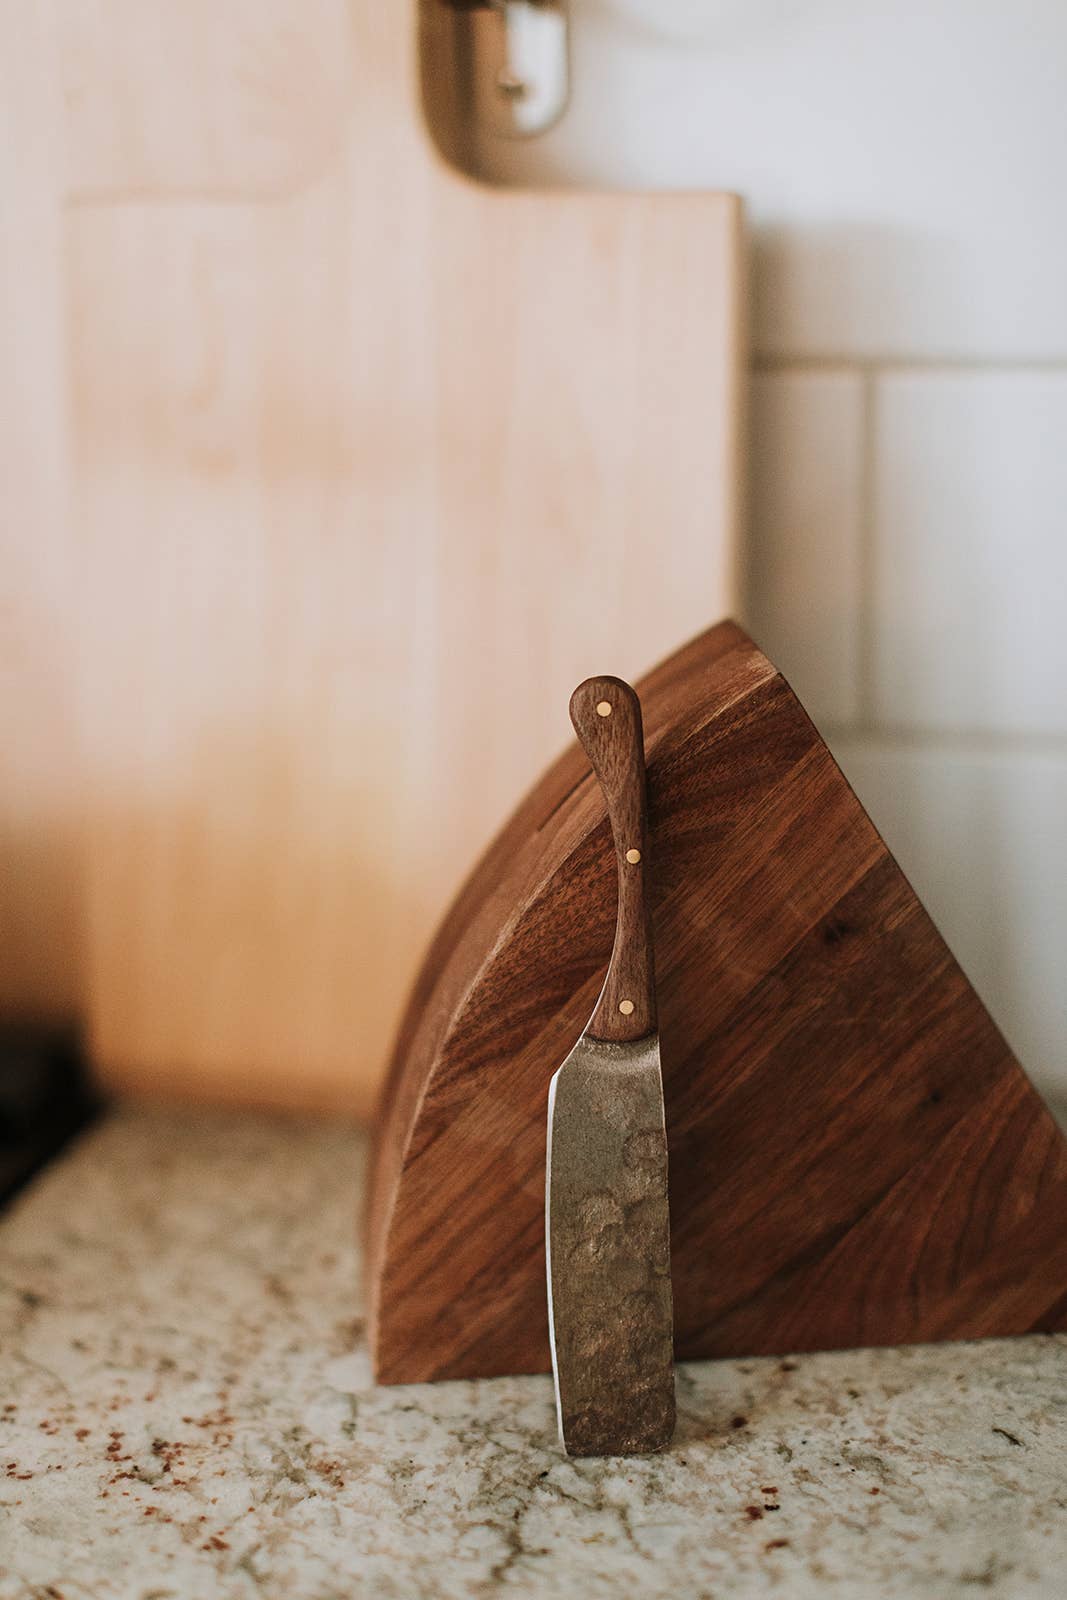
top-left (596, 700), bottom-right (612, 717)
top-left (618, 999), bottom-right (635, 1015)
top-left (625, 848), bottom-right (641, 864)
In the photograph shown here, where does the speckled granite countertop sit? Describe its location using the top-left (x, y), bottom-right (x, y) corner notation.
top-left (1, 1106), bottom-right (1064, 1600)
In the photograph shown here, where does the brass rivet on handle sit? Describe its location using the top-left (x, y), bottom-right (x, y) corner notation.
top-left (596, 700), bottom-right (612, 717)
top-left (619, 999), bottom-right (635, 1015)
top-left (626, 848), bottom-right (641, 864)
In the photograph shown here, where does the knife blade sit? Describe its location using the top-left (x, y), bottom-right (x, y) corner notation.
top-left (545, 674), bottom-right (675, 1457)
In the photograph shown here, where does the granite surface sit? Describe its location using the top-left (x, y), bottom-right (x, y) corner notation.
top-left (1, 1105), bottom-right (1065, 1600)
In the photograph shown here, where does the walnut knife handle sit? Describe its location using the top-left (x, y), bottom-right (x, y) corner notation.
top-left (569, 675), bottom-right (656, 1044)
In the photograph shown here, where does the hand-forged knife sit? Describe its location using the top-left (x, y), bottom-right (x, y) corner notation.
top-left (546, 674), bottom-right (675, 1457)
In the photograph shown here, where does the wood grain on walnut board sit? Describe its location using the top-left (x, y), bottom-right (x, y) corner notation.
top-left (1, 0), bottom-right (741, 1111)
top-left (367, 621), bottom-right (1067, 1383)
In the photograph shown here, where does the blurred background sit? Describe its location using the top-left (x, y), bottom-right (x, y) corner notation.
top-left (2, 0), bottom-right (1065, 1147)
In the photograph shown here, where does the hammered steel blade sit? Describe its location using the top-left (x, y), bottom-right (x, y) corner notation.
top-left (545, 674), bottom-right (675, 1457)
top-left (547, 1034), bottom-right (675, 1456)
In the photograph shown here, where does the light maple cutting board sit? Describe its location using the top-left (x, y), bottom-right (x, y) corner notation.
top-left (4, 1), bottom-right (742, 1114)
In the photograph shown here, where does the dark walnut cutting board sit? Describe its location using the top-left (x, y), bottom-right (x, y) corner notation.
top-left (366, 620), bottom-right (1067, 1385)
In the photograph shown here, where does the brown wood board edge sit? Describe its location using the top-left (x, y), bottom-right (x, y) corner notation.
top-left (366, 620), bottom-right (1067, 1384)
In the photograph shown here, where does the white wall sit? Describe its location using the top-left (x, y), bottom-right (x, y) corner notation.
top-left (480, 0), bottom-right (1067, 1105)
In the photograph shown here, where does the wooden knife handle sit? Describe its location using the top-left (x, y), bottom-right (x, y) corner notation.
top-left (569, 675), bottom-right (656, 1043)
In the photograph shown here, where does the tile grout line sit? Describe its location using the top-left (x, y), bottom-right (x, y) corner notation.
top-left (853, 366), bottom-right (879, 731)
top-left (752, 353), bottom-right (1067, 376)
top-left (820, 723), bottom-right (1067, 758)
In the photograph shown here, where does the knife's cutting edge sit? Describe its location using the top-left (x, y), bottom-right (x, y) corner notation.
top-left (545, 1063), bottom-right (565, 1445)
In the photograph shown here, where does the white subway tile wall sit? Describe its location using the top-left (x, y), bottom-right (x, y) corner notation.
top-left (481, 1), bottom-right (1067, 1103)
top-left (872, 372), bottom-right (1067, 735)
top-left (747, 370), bottom-right (865, 729)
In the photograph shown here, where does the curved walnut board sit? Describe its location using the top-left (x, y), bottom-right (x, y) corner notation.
top-left (367, 621), bottom-right (1067, 1384)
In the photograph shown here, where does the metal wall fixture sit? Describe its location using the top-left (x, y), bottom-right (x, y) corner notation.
top-left (427, 1), bottom-right (570, 145)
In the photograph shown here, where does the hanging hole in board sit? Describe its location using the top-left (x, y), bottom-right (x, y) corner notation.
top-left (427, 0), bottom-right (570, 143)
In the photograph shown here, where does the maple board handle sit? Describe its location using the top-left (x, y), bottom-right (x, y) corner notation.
top-left (569, 675), bottom-right (657, 1044)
